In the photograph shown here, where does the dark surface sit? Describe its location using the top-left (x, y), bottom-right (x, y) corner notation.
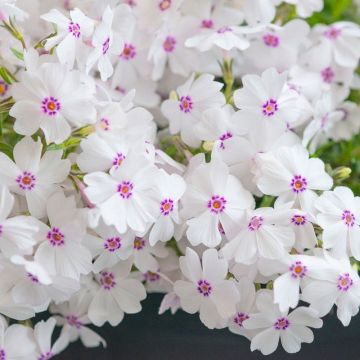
top-left (58, 294), bottom-right (360, 360)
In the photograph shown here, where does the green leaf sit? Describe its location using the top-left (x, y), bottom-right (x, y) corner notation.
top-left (10, 47), bottom-right (24, 61)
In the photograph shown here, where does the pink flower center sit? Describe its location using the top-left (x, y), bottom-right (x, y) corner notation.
top-left (289, 261), bottom-right (307, 278)
top-left (201, 19), bottom-right (214, 29)
top-left (144, 270), bottom-right (160, 282)
top-left (208, 195), bottom-right (227, 214)
top-left (163, 36), bottom-right (176, 52)
top-left (197, 279), bottom-right (212, 296)
top-left (248, 216), bottom-right (263, 231)
top-left (262, 99), bottom-right (278, 116)
top-left (120, 43), bottom-right (136, 60)
top-left (115, 85), bottom-right (127, 94)
top-left (274, 317), bottom-right (290, 330)
top-left (99, 118), bottom-right (110, 131)
top-left (68, 21), bottom-right (81, 38)
top-left (104, 237), bottom-right (122, 252)
top-left (219, 132), bottom-right (233, 149)
top-left (38, 352), bottom-right (54, 360)
top-left (321, 67), bottom-right (335, 84)
top-left (66, 315), bottom-right (82, 329)
top-left (47, 227), bottom-right (65, 247)
top-left (291, 214), bottom-right (307, 226)
top-left (324, 26), bottom-right (341, 40)
top-left (102, 37), bottom-right (110, 55)
top-left (179, 95), bottom-right (193, 113)
top-left (263, 33), bottom-right (280, 47)
top-left (234, 312), bottom-right (250, 327)
top-left (112, 153), bottom-right (126, 168)
top-left (0, 349), bottom-right (5, 360)
top-left (134, 237), bottom-right (145, 250)
top-left (342, 210), bottom-right (356, 227)
top-left (337, 273), bottom-right (353, 292)
top-left (159, 0), bottom-right (171, 11)
top-left (160, 198), bottom-right (174, 216)
top-left (0, 80), bottom-right (9, 97)
top-left (117, 181), bottom-right (134, 199)
top-left (100, 271), bottom-right (116, 290)
top-left (27, 272), bottom-right (39, 283)
top-left (42, 96), bottom-right (61, 116)
top-left (16, 171), bottom-right (36, 191)
top-left (0, 225), bottom-right (2, 237)
top-left (291, 175), bottom-right (308, 193)
top-left (217, 26), bottom-right (232, 34)
top-left (126, 0), bottom-right (136, 6)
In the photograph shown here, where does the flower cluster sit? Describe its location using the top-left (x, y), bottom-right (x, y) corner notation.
top-left (0, 0), bottom-right (359, 357)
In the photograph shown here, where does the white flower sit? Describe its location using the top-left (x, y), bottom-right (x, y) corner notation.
top-left (86, 5), bottom-right (135, 81)
top-left (32, 317), bottom-right (69, 360)
top-left (221, 207), bottom-right (295, 264)
top-left (285, 0), bottom-right (323, 18)
top-left (0, 321), bottom-right (35, 359)
top-left (301, 252), bottom-right (360, 326)
top-left (312, 22), bottom-right (360, 68)
top-left (9, 63), bottom-right (96, 144)
top-left (315, 186), bottom-right (360, 260)
top-left (88, 259), bottom-right (146, 326)
top-left (0, 137), bottom-right (70, 218)
top-left (233, 67), bottom-right (303, 134)
top-left (181, 159), bottom-right (254, 247)
top-left (258, 255), bottom-right (329, 312)
top-left (84, 151), bottom-right (160, 234)
top-left (41, 8), bottom-right (94, 68)
top-left (149, 170), bottom-right (186, 246)
top-left (228, 277), bottom-right (257, 339)
top-left (255, 144), bottom-right (333, 212)
top-left (161, 73), bottom-right (225, 147)
top-left (174, 247), bottom-right (239, 329)
top-left (244, 290), bottom-right (323, 355)
top-left (50, 290), bottom-right (106, 348)
top-left (34, 191), bottom-right (92, 280)
top-left (0, 185), bottom-right (40, 257)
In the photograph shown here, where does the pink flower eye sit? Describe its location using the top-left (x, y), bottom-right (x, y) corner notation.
top-left (197, 279), bottom-right (212, 296)
top-left (263, 33), bottom-right (280, 47)
top-left (262, 99), bottom-right (278, 116)
top-left (163, 36), bottom-right (176, 52)
top-left (159, 0), bottom-right (171, 11)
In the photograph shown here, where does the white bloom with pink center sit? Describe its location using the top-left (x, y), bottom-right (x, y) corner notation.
top-left (149, 170), bottom-right (186, 246)
top-left (76, 133), bottom-right (135, 173)
top-left (32, 317), bottom-right (69, 360)
top-left (88, 259), bottom-right (146, 326)
top-left (228, 277), bottom-right (257, 340)
top-left (303, 94), bottom-right (344, 154)
top-left (181, 159), bottom-right (254, 247)
top-left (221, 207), bottom-right (295, 264)
top-left (244, 290), bottom-right (323, 355)
top-left (9, 62), bottom-right (96, 144)
top-left (50, 290), bottom-right (106, 348)
top-left (174, 248), bottom-right (240, 329)
top-left (34, 192), bottom-right (92, 280)
top-left (0, 136), bottom-right (70, 218)
top-left (0, 185), bottom-right (41, 258)
top-left (0, 321), bottom-right (35, 359)
top-left (244, 20), bottom-right (310, 72)
top-left (10, 255), bottom-right (79, 310)
top-left (86, 5), bottom-right (135, 81)
top-left (258, 255), bottom-right (329, 312)
top-left (161, 73), bottom-right (225, 147)
top-left (233, 68), bottom-right (304, 134)
top-left (86, 221), bottom-right (135, 273)
top-left (41, 8), bottom-right (94, 68)
top-left (311, 22), bottom-right (360, 68)
top-left (147, 14), bottom-right (200, 81)
top-left (315, 186), bottom-right (360, 260)
top-left (301, 252), bottom-right (360, 326)
top-left (255, 144), bottom-right (333, 212)
top-left (84, 152), bottom-right (161, 234)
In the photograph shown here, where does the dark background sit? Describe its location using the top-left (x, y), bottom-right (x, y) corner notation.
top-left (58, 294), bottom-right (360, 360)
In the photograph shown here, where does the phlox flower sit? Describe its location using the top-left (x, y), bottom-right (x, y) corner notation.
top-left (174, 248), bottom-right (240, 329)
